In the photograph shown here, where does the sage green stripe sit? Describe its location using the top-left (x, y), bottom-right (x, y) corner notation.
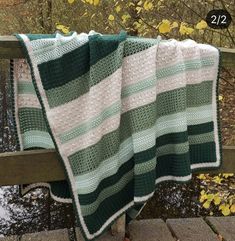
top-left (46, 56), bottom-right (213, 108)
top-left (121, 75), bottom-right (156, 98)
top-left (18, 82), bottom-right (36, 95)
top-left (81, 170), bottom-right (133, 216)
top-left (60, 82), bottom-right (212, 145)
top-left (19, 107), bottom-right (48, 133)
top-left (124, 37), bottom-right (159, 56)
top-left (156, 142), bottom-right (189, 157)
top-left (45, 43), bottom-right (124, 108)
top-left (188, 131), bottom-right (214, 145)
top-left (156, 58), bottom-right (214, 79)
top-left (68, 100), bottom-right (213, 175)
top-left (134, 157), bottom-right (156, 175)
top-left (60, 101), bottom-right (121, 143)
top-left (22, 130), bottom-right (54, 149)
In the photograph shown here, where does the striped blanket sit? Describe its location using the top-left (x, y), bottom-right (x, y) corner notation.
top-left (12, 31), bottom-right (221, 240)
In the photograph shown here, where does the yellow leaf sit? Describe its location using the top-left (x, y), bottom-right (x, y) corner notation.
top-left (231, 204), bottom-right (235, 213)
top-left (203, 200), bottom-right (211, 209)
top-left (200, 194), bottom-right (208, 203)
top-left (68, 0), bottom-right (74, 3)
top-left (214, 196), bottom-right (221, 206)
top-left (209, 211), bottom-right (213, 216)
top-left (158, 19), bottom-right (171, 33)
top-left (108, 14), bottom-right (115, 21)
top-left (136, 6), bottom-right (142, 14)
top-left (219, 203), bottom-right (225, 210)
top-left (137, 0), bottom-right (143, 5)
top-left (200, 190), bottom-right (206, 195)
top-left (121, 14), bottom-right (131, 23)
top-left (179, 22), bottom-right (194, 35)
top-left (197, 174), bottom-right (206, 180)
top-left (207, 194), bottom-right (214, 202)
top-left (56, 24), bottom-right (70, 34)
top-left (221, 204), bottom-right (231, 216)
top-left (195, 20), bottom-right (208, 30)
top-left (143, 1), bottom-right (153, 10)
top-left (115, 5), bottom-right (121, 13)
top-left (61, 27), bottom-right (70, 34)
top-left (93, 0), bottom-right (99, 6)
top-left (213, 176), bottom-right (223, 184)
top-left (219, 95), bottom-right (223, 101)
top-left (222, 173), bottom-right (234, 178)
top-left (171, 21), bottom-right (178, 28)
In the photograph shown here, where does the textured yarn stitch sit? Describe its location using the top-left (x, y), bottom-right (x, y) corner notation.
top-left (12, 31), bottom-right (221, 240)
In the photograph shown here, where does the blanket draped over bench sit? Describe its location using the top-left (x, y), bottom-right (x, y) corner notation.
top-left (12, 31), bottom-right (221, 240)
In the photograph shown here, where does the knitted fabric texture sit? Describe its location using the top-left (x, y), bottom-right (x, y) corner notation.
top-left (12, 31), bottom-right (221, 240)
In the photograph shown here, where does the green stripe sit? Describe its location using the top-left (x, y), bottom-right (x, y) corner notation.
top-left (38, 32), bottom-right (126, 91)
top-left (18, 82), bottom-right (36, 95)
top-left (156, 142), bottom-right (189, 156)
top-left (19, 107), bottom-right (48, 133)
top-left (45, 44), bottom-right (124, 107)
top-left (78, 157), bottom-right (133, 205)
top-left (60, 101), bottom-right (121, 143)
top-left (83, 180), bottom-right (133, 234)
top-left (190, 142), bottom-right (216, 164)
top-left (156, 58), bottom-right (214, 79)
top-left (134, 157), bottom-right (156, 175)
top-left (68, 99), bottom-right (213, 175)
top-left (124, 37), bottom-right (159, 57)
top-left (156, 152), bottom-right (191, 177)
top-left (22, 130), bottom-right (54, 149)
top-left (60, 82), bottom-right (212, 145)
top-left (81, 169), bottom-right (133, 216)
top-left (134, 169), bottom-right (156, 198)
top-left (188, 121), bottom-right (214, 135)
top-left (188, 131), bottom-right (214, 145)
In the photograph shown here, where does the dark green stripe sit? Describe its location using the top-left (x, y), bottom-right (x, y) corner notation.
top-left (155, 152), bottom-right (191, 178)
top-left (190, 142), bottom-right (216, 164)
top-left (69, 102), bottom-right (156, 175)
top-left (79, 157), bottom-right (134, 205)
top-left (38, 42), bottom-right (90, 90)
top-left (19, 107), bottom-right (48, 133)
top-left (134, 169), bottom-right (156, 198)
top-left (156, 131), bottom-right (188, 147)
top-left (188, 122), bottom-right (214, 135)
top-left (83, 180), bottom-right (133, 234)
top-left (38, 32), bottom-right (126, 91)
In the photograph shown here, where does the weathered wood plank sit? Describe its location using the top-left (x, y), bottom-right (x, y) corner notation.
top-left (0, 236), bottom-right (18, 241)
top-left (110, 215), bottom-right (126, 237)
top-left (206, 216), bottom-right (235, 241)
top-left (166, 218), bottom-right (217, 241)
top-left (0, 149), bottom-right (65, 186)
top-left (21, 229), bottom-right (70, 241)
top-left (0, 146), bottom-right (234, 186)
top-left (0, 36), bottom-right (234, 68)
top-left (75, 227), bottom-right (123, 241)
top-left (128, 219), bottom-right (175, 241)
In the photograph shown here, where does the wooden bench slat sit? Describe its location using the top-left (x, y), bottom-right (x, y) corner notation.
top-left (0, 36), bottom-right (234, 68)
top-left (0, 146), bottom-right (234, 186)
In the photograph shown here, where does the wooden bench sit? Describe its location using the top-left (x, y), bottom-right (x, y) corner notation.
top-left (0, 36), bottom-right (235, 240)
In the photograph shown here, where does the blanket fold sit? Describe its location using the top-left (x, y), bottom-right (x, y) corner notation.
top-left (12, 31), bottom-right (221, 240)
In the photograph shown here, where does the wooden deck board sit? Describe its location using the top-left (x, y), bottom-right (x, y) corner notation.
top-left (206, 216), bottom-right (235, 241)
top-left (21, 229), bottom-right (70, 241)
top-left (1, 217), bottom-right (235, 240)
top-left (166, 218), bottom-right (218, 241)
top-left (128, 219), bottom-right (175, 241)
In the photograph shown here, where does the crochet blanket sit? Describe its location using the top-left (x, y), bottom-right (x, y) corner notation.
top-left (12, 31), bottom-right (221, 240)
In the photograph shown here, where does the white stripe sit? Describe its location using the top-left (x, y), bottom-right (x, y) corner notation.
top-left (47, 68), bottom-right (122, 134)
top-left (122, 45), bottom-right (158, 87)
top-left (62, 114), bottom-right (120, 156)
top-left (19, 94), bottom-right (41, 109)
